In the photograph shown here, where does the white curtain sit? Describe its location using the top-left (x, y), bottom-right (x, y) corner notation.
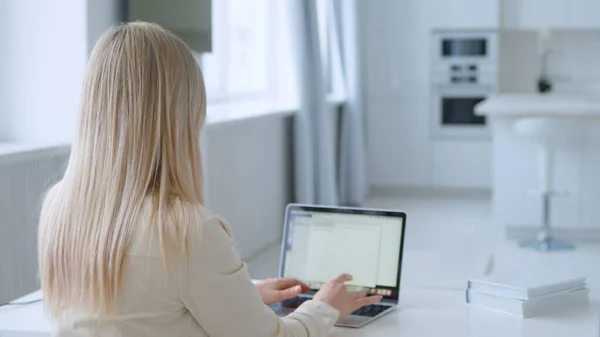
top-left (333, 0), bottom-right (367, 206)
top-left (287, 0), bottom-right (338, 206)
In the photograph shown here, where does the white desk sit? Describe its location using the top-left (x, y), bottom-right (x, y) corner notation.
top-left (1, 287), bottom-right (599, 337)
top-left (0, 291), bottom-right (50, 335)
top-left (335, 289), bottom-right (600, 337)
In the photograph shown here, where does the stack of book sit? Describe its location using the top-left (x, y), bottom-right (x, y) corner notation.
top-left (466, 272), bottom-right (589, 318)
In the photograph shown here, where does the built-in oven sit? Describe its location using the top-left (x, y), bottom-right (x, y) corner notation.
top-left (430, 31), bottom-right (498, 139)
top-left (431, 85), bottom-right (491, 139)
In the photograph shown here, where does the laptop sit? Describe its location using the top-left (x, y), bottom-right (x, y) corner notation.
top-left (270, 204), bottom-right (407, 328)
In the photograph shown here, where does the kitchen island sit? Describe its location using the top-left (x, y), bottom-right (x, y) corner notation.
top-left (476, 93), bottom-right (600, 239)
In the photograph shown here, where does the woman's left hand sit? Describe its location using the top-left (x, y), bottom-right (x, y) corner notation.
top-left (255, 278), bottom-right (311, 305)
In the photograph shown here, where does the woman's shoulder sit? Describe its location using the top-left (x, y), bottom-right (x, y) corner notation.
top-left (171, 201), bottom-right (226, 230)
top-left (178, 202), bottom-right (232, 240)
top-left (128, 200), bottom-right (229, 258)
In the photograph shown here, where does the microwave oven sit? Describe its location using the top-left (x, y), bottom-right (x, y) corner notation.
top-left (431, 31), bottom-right (498, 83)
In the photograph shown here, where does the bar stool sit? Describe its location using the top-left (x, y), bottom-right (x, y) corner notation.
top-left (513, 116), bottom-right (582, 251)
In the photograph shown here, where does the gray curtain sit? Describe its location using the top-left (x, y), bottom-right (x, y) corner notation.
top-left (287, 0), bottom-right (338, 206)
top-left (333, 0), bottom-right (367, 206)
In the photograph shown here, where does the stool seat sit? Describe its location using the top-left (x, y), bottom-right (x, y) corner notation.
top-left (513, 117), bottom-right (583, 149)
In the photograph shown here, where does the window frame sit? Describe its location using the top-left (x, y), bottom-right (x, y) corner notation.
top-left (201, 0), bottom-right (346, 105)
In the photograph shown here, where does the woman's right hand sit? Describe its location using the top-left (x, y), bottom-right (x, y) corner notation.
top-left (313, 274), bottom-right (383, 319)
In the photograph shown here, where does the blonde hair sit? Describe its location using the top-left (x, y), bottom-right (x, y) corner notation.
top-left (38, 22), bottom-right (206, 317)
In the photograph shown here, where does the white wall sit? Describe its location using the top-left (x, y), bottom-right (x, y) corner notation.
top-left (203, 116), bottom-right (294, 260)
top-left (363, 0), bottom-right (433, 191)
top-left (0, 0), bottom-right (88, 143)
top-left (0, 0), bottom-right (121, 143)
top-left (0, 1), bottom-right (11, 138)
top-left (87, 0), bottom-right (122, 54)
top-left (500, 30), bottom-right (600, 94)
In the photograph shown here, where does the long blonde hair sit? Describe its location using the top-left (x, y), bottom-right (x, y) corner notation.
top-left (38, 22), bottom-right (206, 317)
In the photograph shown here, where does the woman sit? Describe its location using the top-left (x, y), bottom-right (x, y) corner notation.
top-left (38, 22), bottom-right (381, 336)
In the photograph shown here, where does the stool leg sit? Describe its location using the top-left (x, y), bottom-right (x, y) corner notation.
top-left (535, 192), bottom-right (574, 251)
top-left (519, 148), bottom-right (575, 251)
top-left (537, 192), bottom-right (553, 243)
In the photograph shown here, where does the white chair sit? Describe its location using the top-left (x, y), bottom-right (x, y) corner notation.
top-left (513, 117), bottom-right (582, 251)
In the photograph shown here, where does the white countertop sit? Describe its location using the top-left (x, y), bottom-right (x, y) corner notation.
top-left (475, 93), bottom-right (600, 117)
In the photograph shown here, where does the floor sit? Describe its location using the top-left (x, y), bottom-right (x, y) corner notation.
top-left (247, 194), bottom-right (499, 289)
top-left (247, 193), bottom-right (600, 293)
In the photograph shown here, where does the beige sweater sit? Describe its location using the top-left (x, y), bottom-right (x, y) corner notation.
top-left (53, 205), bottom-right (339, 337)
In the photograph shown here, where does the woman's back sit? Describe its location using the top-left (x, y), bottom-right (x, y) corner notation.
top-left (52, 200), bottom-right (212, 337)
top-left (49, 196), bottom-right (339, 337)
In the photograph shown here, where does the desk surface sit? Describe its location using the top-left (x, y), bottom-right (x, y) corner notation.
top-left (1, 288), bottom-right (599, 337)
top-left (334, 289), bottom-right (600, 337)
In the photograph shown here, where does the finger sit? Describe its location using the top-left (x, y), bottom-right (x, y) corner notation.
top-left (275, 285), bottom-right (303, 302)
top-left (273, 278), bottom-right (310, 292)
top-left (300, 283), bottom-right (311, 293)
top-left (355, 295), bottom-right (383, 308)
top-left (333, 274), bottom-right (353, 283)
top-left (349, 290), bottom-right (368, 299)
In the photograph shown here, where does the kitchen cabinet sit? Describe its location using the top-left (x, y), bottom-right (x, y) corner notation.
top-left (364, 0), bottom-right (397, 99)
top-left (431, 140), bottom-right (492, 189)
top-left (429, 0), bottom-right (499, 29)
top-left (565, 0), bottom-right (600, 30)
top-left (502, 0), bottom-right (565, 29)
top-left (363, 0), bottom-right (430, 100)
top-left (364, 0), bottom-right (433, 190)
top-left (363, 0), bottom-right (496, 192)
top-left (502, 0), bottom-right (600, 30)
top-left (366, 98), bottom-right (431, 189)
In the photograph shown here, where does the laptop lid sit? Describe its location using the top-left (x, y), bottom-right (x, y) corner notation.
top-left (279, 204), bottom-right (407, 303)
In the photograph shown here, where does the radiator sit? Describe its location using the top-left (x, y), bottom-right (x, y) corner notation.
top-left (0, 145), bottom-right (70, 303)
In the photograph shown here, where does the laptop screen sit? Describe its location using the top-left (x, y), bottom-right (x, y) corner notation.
top-left (281, 205), bottom-right (406, 300)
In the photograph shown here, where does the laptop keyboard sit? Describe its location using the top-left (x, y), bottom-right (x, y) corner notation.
top-left (350, 304), bottom-right (391, 317)
top-left (281, 296), bottom-right (310, 308)
top-left (281, 297), bottom-right (391, 317)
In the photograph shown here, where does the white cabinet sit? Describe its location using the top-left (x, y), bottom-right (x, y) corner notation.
top-left (363, 0), bottom-right (496, 191)
top-left (364, 0), bottom-right (397, 99)
top-left (502, 0), bottom-right (566, 29)
top-left (502, 0), bottom-right (600, 30)
top-left (432, 140), bottom-right (492, 189)
top-left (565, 0), bottom-right (600, 30)
top-left (363, 0), bottom-right (430, 100)
top-left (366, 98), bottom-right (431, 189)
top-left (430, 0), bottom-right (499, 29)
top-left (363, 0), bottom-right (433, 190)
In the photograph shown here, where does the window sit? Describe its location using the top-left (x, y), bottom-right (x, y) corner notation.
top-left (316, 0), bottom-right (331, 93)
top-left (317, 0), bottom-right (346, 101)
top-left (201, 0), bottom-right (274, 101)
top-left (201, 0), bottom-right (345, 103)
